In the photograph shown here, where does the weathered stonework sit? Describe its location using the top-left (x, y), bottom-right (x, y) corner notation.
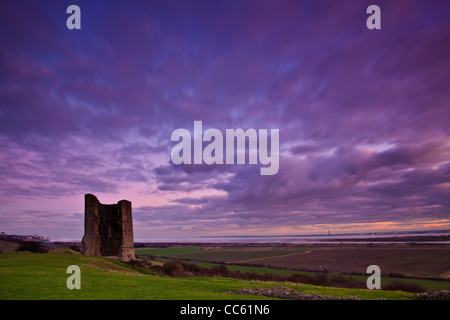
top-left (82, 194), bottom-right (135, 261)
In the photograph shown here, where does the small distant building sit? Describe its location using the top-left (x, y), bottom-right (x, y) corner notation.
top-left (0, 232), bottom-right (49, 243)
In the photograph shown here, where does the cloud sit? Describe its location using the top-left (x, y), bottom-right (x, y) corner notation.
top-left (152, 137), bottom-right (450, 233)
top-left (1, 0), bottom-right (449, 238)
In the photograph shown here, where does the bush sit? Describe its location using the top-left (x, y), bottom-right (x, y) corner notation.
top-left (212, 264), bottom-right (229, 275)
top-left (15, 241), bottom-right (48, 253)
top-left (127, 259), bottom-right (152, 269)
top-left (286, 274), bottom-right (309, 284)
top-left (328, 274), bottom-right (366, 289)
top-left (388, 272), bottom-right (405, 278)
top-left (162, 260), bottom-right (184, 276)
top-left (309, 273), bottom-right (329, 286)
top-left (384, 280), bottom-right (426, 293)
top-left (69, 244), bottom-right (82, 253)
top-left (285, 272), bottom-right (365, 289)
top-left (182, 262), bottom-right (201, 273)
top-left (260, 273), bottom-right (283, 282)
top-left (147, 259), bottom-right (372, 290)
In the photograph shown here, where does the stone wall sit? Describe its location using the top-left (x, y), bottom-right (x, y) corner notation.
top-left (82, 194), bottom-right (135, 261)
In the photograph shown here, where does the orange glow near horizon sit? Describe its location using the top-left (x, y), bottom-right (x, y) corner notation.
top-left (134, 219), bottom-right (450, 239)
top-left (281, 219), bottom-right (450, 235)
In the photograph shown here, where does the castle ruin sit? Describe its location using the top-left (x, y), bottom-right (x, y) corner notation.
top-left (82, 194), bottom-right (135, 261)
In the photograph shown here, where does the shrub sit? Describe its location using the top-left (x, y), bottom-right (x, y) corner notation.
top-left (384, 280), bottom-right (426, 293)
top-left (241, 272), bottom-right (261, 281)
top-left (388, 272), bottom-right (405, 278)
top-left (328, 274), bottom-right (366, 289)
top-left (151, 265), bottom-right (165, 274)
top-left (69, 244), bottom-right (82, 253)
top-left (260, 273), bottom-right (283, 282)
top-left (211, 264), bottom-right (229, 275)
top-left (162, 260), bottom-right (184, 276)
top-left (148, 259), bottom-right (374, 291)
top-left (286, 273), bottom-right (309, 284)
top-left (182, 262), bottom-right (201, 273)
top-left (127, 259), bottom-right (152, 269)
top-left (309, 273), bottom-right (329, 286)
top-left (15, 241), bottom-right (48, 253)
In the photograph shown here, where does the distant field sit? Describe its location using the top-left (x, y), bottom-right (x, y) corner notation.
top-left (0, 253), bottom-right (414, 300)
top-left (154, 257), bottom-right (302, 276)
top-left (135, 247), bottom-right (204, 256)
top-left (136, 243), bottom-right (450, 291)
top-left (137, 245), bottom-right (450, 278)
top-left (152, 257), bottom-right (450, 292)
top-left (136, 246), bottom-right (308, 262)
top-left (249, 247), bottom-right (450, 278)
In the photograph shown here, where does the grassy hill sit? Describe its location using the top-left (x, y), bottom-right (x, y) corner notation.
top-left (0, 253), bottom-right (415, 300)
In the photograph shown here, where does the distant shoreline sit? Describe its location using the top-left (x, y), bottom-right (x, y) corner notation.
top-left (30, 229), bottom-right (450, 244)
top-left (317, 235), bottom-right (450, 242)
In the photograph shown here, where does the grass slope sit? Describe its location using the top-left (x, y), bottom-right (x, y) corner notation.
top-left (0, 253), bottom-right (414, 300)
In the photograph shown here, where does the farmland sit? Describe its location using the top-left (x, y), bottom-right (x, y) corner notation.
top-left (135, 243), bottom-right (450, 277)
top-left (137, 246), bottom-right (309, 263)
top-left (135, 243), bottom-right (450, 291)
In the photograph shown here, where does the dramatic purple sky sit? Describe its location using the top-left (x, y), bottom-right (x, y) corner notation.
top-left (1, 0), bottom-right (450, 240)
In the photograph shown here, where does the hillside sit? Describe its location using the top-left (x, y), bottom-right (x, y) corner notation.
top-left (0, 253), bottom-right (414, 300)
top-left (0, 240), bottom-right (20, 253)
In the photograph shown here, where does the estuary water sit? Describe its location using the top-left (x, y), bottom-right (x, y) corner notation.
top-left (133, 231), bottom-right (450, 244)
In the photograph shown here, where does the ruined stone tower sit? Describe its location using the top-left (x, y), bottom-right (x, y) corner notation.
top-left (82, 194), bottom-right (135, 261)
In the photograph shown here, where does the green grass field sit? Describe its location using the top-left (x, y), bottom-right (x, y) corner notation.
top-left (0, 253), bottom-right (415, 300)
